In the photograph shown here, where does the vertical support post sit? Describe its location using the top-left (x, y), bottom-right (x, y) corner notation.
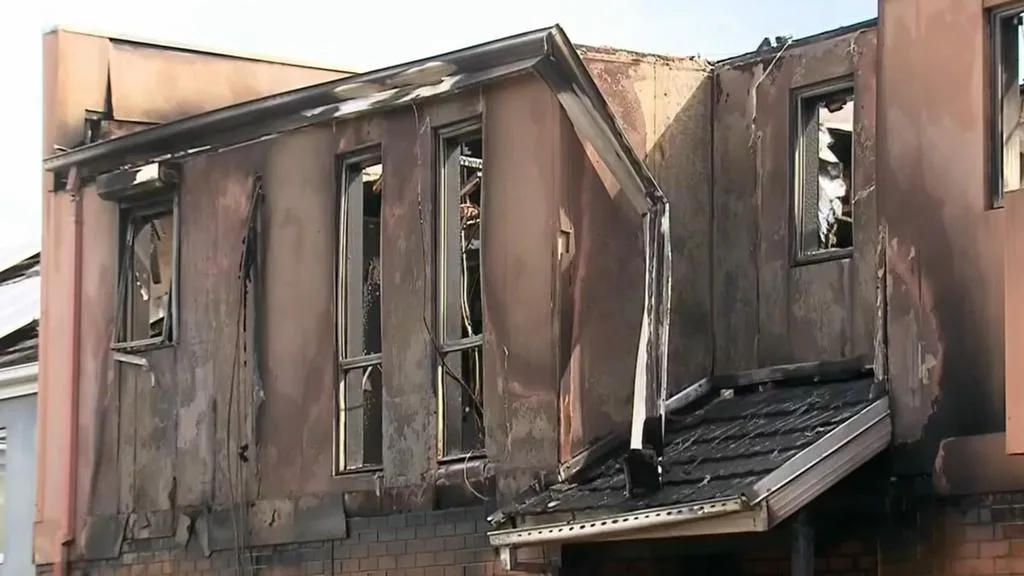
top-left (792, 510), bottom-right (814, 576)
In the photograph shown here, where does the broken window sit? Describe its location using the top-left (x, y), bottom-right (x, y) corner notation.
top-left (794, 84), bottom-right (855, 261)
top-left (337, 152), bottom-right (384, 472)
top-left (114, 199), bottom-right (177, 349)
top-left (437, 125), bottom-right (485, 460)
top-left (992, 5), bottom-right (1024, 206)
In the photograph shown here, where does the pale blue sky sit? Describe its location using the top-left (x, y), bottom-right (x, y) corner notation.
top-left (0, 0), bottom-right (877, 257)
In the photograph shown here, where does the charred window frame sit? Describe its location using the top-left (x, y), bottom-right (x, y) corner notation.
top-left (436, 121), bottom-right (486, 461)
top-left (110, 170), bottom-right (179, 353)
top-left (792, 80), bottom-right (856, 264)
top-left (991, 4), bottom-right (1024, 207)
top-left (336, 149), bottom-right (385, 474)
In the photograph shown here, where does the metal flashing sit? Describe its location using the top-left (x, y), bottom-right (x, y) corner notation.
top-left (487, 497), bottom-right (747, 547)
top-left (95, 161), bottom-right (180, 202)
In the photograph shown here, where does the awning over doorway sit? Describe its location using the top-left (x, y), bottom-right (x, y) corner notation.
top-left (488, 360), bottom-right (891, 550)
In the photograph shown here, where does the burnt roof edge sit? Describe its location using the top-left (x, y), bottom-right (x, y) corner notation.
top-left (487, 397), bottom-right (891, 552)
top-left (715, 18), bottom-right (878, 68)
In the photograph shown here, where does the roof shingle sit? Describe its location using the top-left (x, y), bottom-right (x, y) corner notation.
top-left (504, 377), bottom-right (877, 518)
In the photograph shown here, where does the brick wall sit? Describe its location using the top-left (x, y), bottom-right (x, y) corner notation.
top-left (944, 494), bottom-right (1024, 576)
top-left (37, 506), bottom-right (544, 576)
top-left (562, 531), bottom-right (879, 576)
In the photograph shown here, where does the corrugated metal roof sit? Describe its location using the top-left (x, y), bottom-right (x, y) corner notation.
top-left (0, 269), bottom-right (41, 342)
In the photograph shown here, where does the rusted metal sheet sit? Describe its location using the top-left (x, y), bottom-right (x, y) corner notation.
top-left (1006, 193), bottom-right (1024, 453)
top-left (581, 48), bottom-right (714, 398)
top-left (482, 75), bottom-right (561, 501)
top-left (107, 40), bottom-right (348, 123)
top-left (879, 0), bottom-right (1005, 473)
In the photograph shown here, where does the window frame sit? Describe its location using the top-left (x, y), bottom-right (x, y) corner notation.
top-left (434, 118), bottom-right (486, 463)
top-left (334, 146), bottom-right (385, 474)
top-left (990, 3), bottom-right (1024, 208)
top-left (791, 78), bottom-right (857, 266)
top-left (111, 192), bottom-right (180, 353)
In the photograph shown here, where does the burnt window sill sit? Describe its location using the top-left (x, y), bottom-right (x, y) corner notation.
top-left (110, 338), bottom-right (175, 355)
top-left (793, 247), bottom-right (854, 267)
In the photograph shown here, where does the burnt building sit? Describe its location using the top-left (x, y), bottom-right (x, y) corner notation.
top-left (34, 2), bottom-right (1024, 575)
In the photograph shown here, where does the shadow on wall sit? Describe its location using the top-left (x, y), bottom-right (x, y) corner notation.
top-left (562, 48), bottom-right (714, 453)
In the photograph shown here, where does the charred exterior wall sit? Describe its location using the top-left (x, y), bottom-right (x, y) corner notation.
top-left (38, 29), bottom-right (352, 566)
top-left (572, 48), bottom-right (714, 456)
top-left (62, 72), bottom-right (661, 569)
top-left (878, 0), bottom-right (1010, 477)
top-left (711, 25), bottom-right (878, 377)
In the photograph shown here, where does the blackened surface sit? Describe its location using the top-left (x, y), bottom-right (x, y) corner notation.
top-left (505, 377), bottom-right (876, 517)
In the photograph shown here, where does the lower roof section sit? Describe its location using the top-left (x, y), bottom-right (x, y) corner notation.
top-left (488, 364), bottom-right (891, 548)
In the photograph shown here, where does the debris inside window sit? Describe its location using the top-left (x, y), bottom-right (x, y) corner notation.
top-left (796, 86), bottom-right (854, 258)
top-left (338, 156), bottom-right (384, 471)
top-left (116, 206), bottom-right (175, 345)
top-left (438, 127), bottom-right (485, 459)
top-left (993, 7), bottom-right (1024, 203)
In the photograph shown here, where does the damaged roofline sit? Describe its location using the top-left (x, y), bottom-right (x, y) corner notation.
top-left (488, 397), bottom-right (891, 549)
top-left (41, 25), bottom-right (663, 213)
top-left (714, 18), bottom-right (877, 67)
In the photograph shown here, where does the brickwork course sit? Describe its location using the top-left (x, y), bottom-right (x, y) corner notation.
top-left (33, 494), bottom-right (1024, 575)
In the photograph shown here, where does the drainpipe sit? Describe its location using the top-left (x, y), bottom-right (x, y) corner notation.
top-left (57, 169), bottom-right (84, 576)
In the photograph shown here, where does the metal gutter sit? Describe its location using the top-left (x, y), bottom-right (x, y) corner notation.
top-left (0, 362), bottom-right (39, 400)
top-left (746, 397), bottom-right (890, 504)
top-left (487, 497), bottom-right (748, 547)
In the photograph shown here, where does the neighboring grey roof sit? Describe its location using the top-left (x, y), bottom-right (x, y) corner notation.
top-left (0, 323), bottom-right (38, 370)
top-left (0, 238), bottom-right (41, 276)
top-left (42, 25), bottom-right (664, 216)
top-left (0, 252), bottom-right (41, 371)
top-left (507, 377), bottom-right (877, 517)
top-left (0, 254), bottom-right (41, 343)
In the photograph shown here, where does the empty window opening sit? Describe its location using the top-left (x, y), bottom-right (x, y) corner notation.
top-left (437, 126), bottom-right (485, 460)
top-left (115, 202), bottom-right (176, 348)
top-left (795, 85), bottom-right (855, 260)
top-left (992, 5), bottom-right (1024, 205)
top-left (337, 154), bottom-right (384, 472)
